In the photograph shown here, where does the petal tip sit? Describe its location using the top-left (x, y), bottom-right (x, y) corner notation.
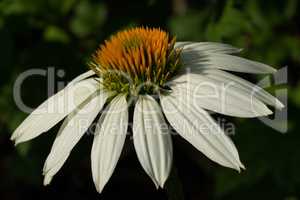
top-left (255, 105), bottom-right (273, 117)
top-left (239, 162), bottom-right (246, 171)
top-left (233, 160), bottom-right (246, 173)
top-left (10, 130), bottom-right (20, 142)
top-left (265, 108), bottom-right (273, 116)
top-left (10, 134), bottom-right (16, 141)
top-left (153, 181), bottom-right (160, 190)
top-left (43, 174), bottom-right (52, 186)
top-left (13, 137), bottom-right (26, 146)
top-left (158, 180), bottom-right (167, 189)
top-left (275, 100), bottom-right (285, 110)
top-left (95, 182), bottom-right (105, 194)
top-left (13, 139), bottom-right (21, 146)
top-left (270, 68), bottom-right (278, 74)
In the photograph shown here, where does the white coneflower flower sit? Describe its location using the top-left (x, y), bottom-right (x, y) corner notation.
top-left (11, 27), bottom-right (284, 192)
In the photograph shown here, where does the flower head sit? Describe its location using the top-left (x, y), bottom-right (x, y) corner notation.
top-left (11, 27), bottom-right (284, 193)
top-left (90, 27), bottom-right (181, 94)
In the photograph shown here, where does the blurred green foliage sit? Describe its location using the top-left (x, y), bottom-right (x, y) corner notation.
top-left (0, 0), bottom-right (299, 199)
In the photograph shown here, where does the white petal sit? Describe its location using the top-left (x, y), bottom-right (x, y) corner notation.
top-left (182, 52), bottom-right (276, 74)
top-left (175, 41), bottom-right (192, 48)
top-left (11, 78), bottom-right (100, 144)
top-left (42, 90), bottom-right (109, 184)
top-left (69, 70), bottom-right (95, 85)
top-left (160, 94), bottom-right (244, 171)
top-left (178, 42), bottom-right (242, 54)
top-left (133, 95), bottom-right (173, 188)
top-left (43, 155), bottom-right (66, 186)
top-left (201, 69), bottom-right (284, 109)
top-left (171, 73), bottom-right (272, 118)
top-left (91, 95), bottom-right (128, 193)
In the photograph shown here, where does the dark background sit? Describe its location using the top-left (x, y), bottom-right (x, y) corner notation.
top-left (0, 0), bottom-right (299, 199)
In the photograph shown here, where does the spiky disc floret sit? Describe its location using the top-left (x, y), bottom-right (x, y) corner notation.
top-left (90, 27), bottom-right (182, 94)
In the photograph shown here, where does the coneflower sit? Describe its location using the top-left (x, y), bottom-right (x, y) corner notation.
top-left (11, 27), bottom-right (283, 193)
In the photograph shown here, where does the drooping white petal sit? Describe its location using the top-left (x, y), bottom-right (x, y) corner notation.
top-left (11, 78), bottom-right (100, 144)
top-left (43, 154), bottom-right (67, 186)
top-left (69, 70), bottom-right (95, 85)
top-left (201, 69), bottom-right (284, 109)
top-left (91, 95), bottom-right (128, 193)
top-left (176, 42), bottom-right (242, 54)
top-left (160, 93), bottom-right (244, 171)
top-left (182, 52), bottom-right (277, 74)
top-left (42, 90), bottom-right (109, 185)
top-left (171, 73), bottom-right (272, 118)
top-left (133, 95), bottom-right (173, 188)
